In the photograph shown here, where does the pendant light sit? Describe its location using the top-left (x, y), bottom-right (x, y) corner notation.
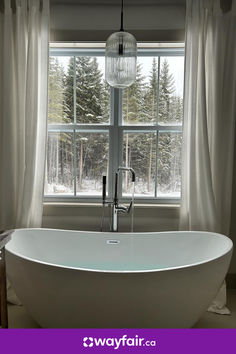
top-left (105, 0), bottom-right (137, 88)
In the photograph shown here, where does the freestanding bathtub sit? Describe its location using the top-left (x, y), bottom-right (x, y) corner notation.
top-left (5, 228), bottom-right (232, 328)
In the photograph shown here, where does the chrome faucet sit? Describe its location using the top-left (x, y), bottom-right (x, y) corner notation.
top-left (102, 167), bottom-right (135, 232)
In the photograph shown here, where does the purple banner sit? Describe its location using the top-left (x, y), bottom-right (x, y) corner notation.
top-left (0, 329), bottom-right (236, 353)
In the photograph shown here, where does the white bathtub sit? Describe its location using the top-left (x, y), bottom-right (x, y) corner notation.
top-left (5, 228), bottom-right (232, 328)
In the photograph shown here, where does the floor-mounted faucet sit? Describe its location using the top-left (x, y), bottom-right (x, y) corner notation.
top-left (102, 167), bottom-right (135, 232)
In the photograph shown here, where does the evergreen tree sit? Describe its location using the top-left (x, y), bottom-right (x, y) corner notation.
top-left (143, 58), bottom-right (159, 124)
top-left (76, 56), bottom-right (103, 124)
top-left (47, 58), bottom-right (73, 191)
top-left (157, 132), bottom-right (182, 194)
top-left (154, 59), bottom-right (183, 194)
top-left (48, 57), bottom-right (69, 123)
top-left (64, 57), bottom-right (75, 122)
top-left (159, 59), bottom-right (175, 124)
top-left (102, 81), bottom-right (110, 124)
top-left (170, 95), bottom-right (183, 124)
top-left (64, 56), bottom-right (108, 191)
top-left (122, 63), bottom-right (146, 190)
top-left (122, 62), bottom-right (145, 124)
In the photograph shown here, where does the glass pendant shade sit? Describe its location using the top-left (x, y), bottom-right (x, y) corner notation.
top-left (105, 31), bottom-right (137, 88)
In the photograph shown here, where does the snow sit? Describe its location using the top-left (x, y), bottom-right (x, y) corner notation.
top-left (45, 180), bottom-right (180, 198)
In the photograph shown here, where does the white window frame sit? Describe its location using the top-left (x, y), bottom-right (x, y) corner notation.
top-left (45, 45), bottom-right (184, 204)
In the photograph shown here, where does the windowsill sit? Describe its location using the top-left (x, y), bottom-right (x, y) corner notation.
top-left (43, 202), bottom-right (180, 209)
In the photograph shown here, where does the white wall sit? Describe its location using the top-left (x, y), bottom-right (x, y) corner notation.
top-left (50, 3), bottom-right (186, 41)
top-left (51, 4), bottom-right (185, 30)
top-left (43, 204), bottom-right (179, 232)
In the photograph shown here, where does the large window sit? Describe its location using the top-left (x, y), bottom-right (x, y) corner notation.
top-left (45, 44), bottom-right (184, 203)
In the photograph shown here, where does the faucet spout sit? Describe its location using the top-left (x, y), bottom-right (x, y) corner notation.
top-left (117, 167), bottom-right (135, 182)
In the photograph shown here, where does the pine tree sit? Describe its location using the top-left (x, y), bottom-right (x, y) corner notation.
top-left (122, 63), bottom-right (146, 190)
top-left (143, 58), bottom-right (159, 124)
top-left (159, 59), bottom-right (175, 124)
top-left (64, 56), bottom-right (108, 191)
top-left (130, 58), bottom-right (159, 192)
top-left (122, 62), bottom-right (145, 124)
top-left (47, 58), bottom-right (73, 191)
top-left (75, 56), bottom-right (103, 124)
top-left (102, 81), bottom-right (110, 124)
top-left (156, 59), bottom-right (182, 194)
top-left (64, 57), bottom-right (75, 123)
top-left (48, 57), bottom-right (69, 123)
top-left (170, 96), bottom-right (183, 124)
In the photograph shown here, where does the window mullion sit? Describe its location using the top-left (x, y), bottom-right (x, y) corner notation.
top-left (73, 56), bottom-right (77, 196)
top-left (48, 125), bottom-right (111, 131)
top-left (47, 125), bottom-right (182, 133)
top-left (109, 88), bottom-right (120, 201)
top-left (119, 125), bottom-right (182, 132)
top-left (155, 56), bottom-right (161, 198)
top-left (108, 87), bottom-right (114, 200)
top-left (118, 89), bottom-right (123, 199)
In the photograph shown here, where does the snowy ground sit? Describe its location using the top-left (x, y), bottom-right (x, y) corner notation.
top-left (45, 180), bottom-right (180, 198)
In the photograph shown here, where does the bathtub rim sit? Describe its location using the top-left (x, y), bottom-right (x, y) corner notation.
top-left (5, 228), bottom-right (233, 274)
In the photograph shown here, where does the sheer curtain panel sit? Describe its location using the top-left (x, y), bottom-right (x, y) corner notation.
top-left (180, 0), bottom-right (236, 313)
top-left (0, 0), bottom-right (49, 229)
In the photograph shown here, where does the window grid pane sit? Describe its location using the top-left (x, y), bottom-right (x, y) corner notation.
top-left (157, 131), bottom-right (182, 198)
top-left (48, 56), bottom-right (74, 124)
top-left (45, 132), bottom-right (74, 195)
top-left (122, 131), bottom-right (156, 197)
top-left (75, 132), bottom-right (109, 196)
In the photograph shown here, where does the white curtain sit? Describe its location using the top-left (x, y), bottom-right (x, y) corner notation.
top-left (0, 0), bottom-right (49, 230)
top-left (180, 0), bottom-right (236, 313)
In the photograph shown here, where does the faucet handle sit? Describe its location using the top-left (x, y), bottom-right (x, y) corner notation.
top-left (102, 175), bottom-right (106, 205)
top-left (127, 201), bottom-right (133, 213)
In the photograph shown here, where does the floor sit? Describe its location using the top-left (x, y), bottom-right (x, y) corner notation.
top-left (7, 289), bottom-right (236, 328)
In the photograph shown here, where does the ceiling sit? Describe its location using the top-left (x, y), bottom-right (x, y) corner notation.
top-left (51, 0), bottom-right (186, 6)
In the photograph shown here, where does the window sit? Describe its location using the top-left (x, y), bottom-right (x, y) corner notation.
top-left (45, 44), bottom-right (184, 204)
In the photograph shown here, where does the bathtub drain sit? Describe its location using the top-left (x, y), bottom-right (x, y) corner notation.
top-left (106, 240), bottom-right (120, 245)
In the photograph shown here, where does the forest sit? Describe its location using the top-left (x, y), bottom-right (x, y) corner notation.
top-left (46, 55), bottom-right (183, 198)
